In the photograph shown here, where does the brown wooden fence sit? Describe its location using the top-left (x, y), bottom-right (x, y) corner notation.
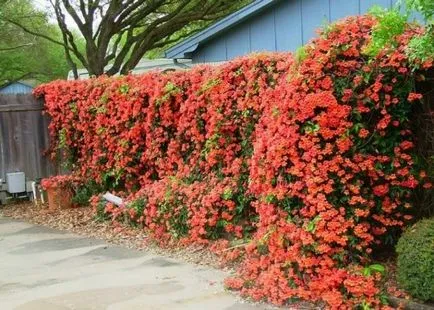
top-left (0, 94), bottom-right (55, 181)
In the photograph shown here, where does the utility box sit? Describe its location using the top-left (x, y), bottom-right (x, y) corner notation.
top-left (6, 172), bottom-right (26, 194)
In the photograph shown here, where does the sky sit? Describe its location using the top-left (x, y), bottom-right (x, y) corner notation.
top-left (32, 0), bottom-right (77, 29)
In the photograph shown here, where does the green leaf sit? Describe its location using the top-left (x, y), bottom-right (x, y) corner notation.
top-left (363, 264), bottom-right (385, 277)
top-left (306, 216), bottom-right (321, 233)
top-left (369, 264), bottom-right (385, 274)
top-left (362, 267), bottom-right (371, 276)
top-left (222, 188), bottom-right (233, 200)
top-left (306, 222), bottom-right (315, 232)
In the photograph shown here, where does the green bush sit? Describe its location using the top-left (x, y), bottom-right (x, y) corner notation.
top-left (72, 181), bottom-right (103, 206)
top-left (396, 218), bottom-right (434, 301)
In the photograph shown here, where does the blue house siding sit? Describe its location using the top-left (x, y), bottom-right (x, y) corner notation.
top-left (275, 0), bottom-right (303, 51)
top-left (226, 24), bottom-right (250, 59)
top-left (301, 0), bottom-right (331, 42)
top-left (194, 35), bottom-right (227, 62)
top-left (0, 82), bottom-right (33, 95)
top-left (250, 10), bottom-right (276, 52)
top-left (182, 0), bottom-right (405, 64)
top-left (330, 0), bottom-right (360, 21)
top-left (360, 0), bottom-right (392, 13)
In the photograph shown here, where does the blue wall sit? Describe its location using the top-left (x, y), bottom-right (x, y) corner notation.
top-left (0, 83), bottom-right (33, 95)
top-left (192, 0), bottom-right (419, 63)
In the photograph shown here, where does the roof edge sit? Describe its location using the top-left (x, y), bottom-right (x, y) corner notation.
top-left (0, 80), bottom-right (34, 90)
top-left (165, 0), bottom-right (278, 59)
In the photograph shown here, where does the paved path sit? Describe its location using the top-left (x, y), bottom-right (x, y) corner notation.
top-left (0, 217), bottom-right (267, 310)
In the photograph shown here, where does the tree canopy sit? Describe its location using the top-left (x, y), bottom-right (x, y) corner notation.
top-left (3, 0), bottom-right (250, 78)
top-left (0, 0), bottom-right (72, 87)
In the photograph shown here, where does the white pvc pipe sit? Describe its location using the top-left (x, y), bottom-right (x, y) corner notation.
top-left (102, 192), bottom-right (123, 206)
top-left (40, 185), bottom-right (45, 204)
top-left (31, 182), bottom-right (37, 205)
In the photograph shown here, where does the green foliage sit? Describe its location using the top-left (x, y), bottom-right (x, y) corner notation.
top-left (129, 198), bottom-right (146, 216)
top-left (101, 169), bottom-right (125, 191)
top-left (396, 218), bottom-right (434, 301)
top-left (198, 78), bottom-right (221, 95)
top-left (294, 46), bottom-right (307, 64)
top-left (405, 0), bottom-right (434, 64)
top-left (366, 2), bottom-right (434, 68)
top-left (406, 0), bottom-right (434, 21)
top-left (58, 128), bottom-right (68, 149)
top-left (119, 84), bottom-right (130, 94)
top-left (407, 26), bottom-right (434, 63)
top-left (0, 0), bottom-right (72, 85)
top-left (365, 7), bottom-right (408, 57)
top-left (94, 199), bottom-right (110, 222)
top-left (158, 198), bottom-right (189, 239)
top-left (362, 264), bottom-right (385, 277)
top-left (72, 181), bottom-right (103, 206)
top-left (305, 216), bottom-right (321, 233)
top-left (156, 81), bottom-right (182, 105)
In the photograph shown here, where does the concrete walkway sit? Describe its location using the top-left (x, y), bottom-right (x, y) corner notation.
top-left (0, 217), bottom-right (268, 310)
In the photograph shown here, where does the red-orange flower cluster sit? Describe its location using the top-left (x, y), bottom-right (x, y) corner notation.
top-left (40, 175), bottom-right (81, 190)
top-left (35, 14), bottom-right (432, 308)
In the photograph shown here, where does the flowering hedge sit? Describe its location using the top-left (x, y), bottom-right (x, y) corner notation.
top-left (40, 175), bottom-right (81, 190)
top-left (35, 15), bottom-right (432, 308)
top-left (36, 53), bottom-right (291, 242)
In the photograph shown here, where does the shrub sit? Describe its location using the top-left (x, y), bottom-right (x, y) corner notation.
top-left (71, 180), bottom-right (103, 206)
top-left (376, 1), bottom-right (434, 66)
top-left (396, 218), bottom-right (434, 301)
top-left (364, 6), bottom-right (408, 57)
top-left (35, 14), bottom-right (433, 308)
top-left (40, 175), bottom-right (81, 191)
top-left (91, 195), bottom-right (111, 222)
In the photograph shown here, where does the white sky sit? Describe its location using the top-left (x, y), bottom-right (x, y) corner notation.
top-left (32, 0), bottom-right (78, 29)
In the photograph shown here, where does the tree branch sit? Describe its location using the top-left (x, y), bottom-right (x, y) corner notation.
top-left (0, 72), bottom-right (37, 89)
top-left (2, 18), bottom-right (69, 48)
top-left (17, 0), bottom-right (250, 77)
top-left (51, 0), bottom-right (88, 73)
top-left (120, 1), bottom-right (227, 72)
top-left (0, 43), bottom-right (33, 51)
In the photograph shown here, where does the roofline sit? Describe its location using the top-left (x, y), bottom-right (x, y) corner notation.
top-left (165, 0), bottom-right (278, 59)
top-left (0, 80), bottom-right (34, 90)
top-left (67, 59), bottom-right (195, 80)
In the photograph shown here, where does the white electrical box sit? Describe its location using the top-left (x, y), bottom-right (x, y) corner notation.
top-left (6, 172), bottom-right (26, 194)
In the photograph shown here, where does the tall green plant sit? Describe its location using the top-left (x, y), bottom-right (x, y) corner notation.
top-left (406, 0), bottom-right (434, 64)
top-left (364, 6), bottom-right (408, 57)
top-left (366, 3), bottom-right (434, 68)
top-left (406, 0), bottom-right (434, 20)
